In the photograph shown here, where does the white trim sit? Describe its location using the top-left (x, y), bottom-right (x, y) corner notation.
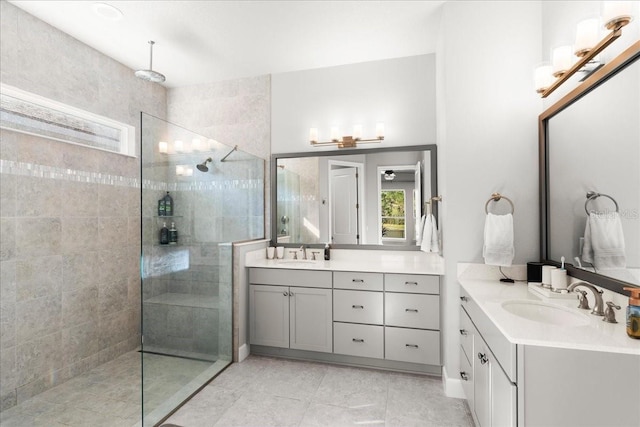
top-left (442, 366), bottom-right (466, 398)
top-left (327, 159), bottom-right (365, 244)
top-left (0, 83), bottom-right (136, 157)
top-left (239, 343), bottom-right (250, 362)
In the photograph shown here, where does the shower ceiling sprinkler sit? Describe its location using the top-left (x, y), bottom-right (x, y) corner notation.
top-left (196, 158), bottom-right (212, 172)
top-left (134, 41), bottom-right (166, 83)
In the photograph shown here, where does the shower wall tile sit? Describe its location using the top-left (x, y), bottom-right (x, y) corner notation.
top-left (0, 260), bottom-right (16, 304)
top-left (0, 218), bottom-right (16, 261)
top-left (98, 185), bottom-right (129, 218)
top-left (98, 279), bottom-right (128, 317)
top-left (15, 255), bottom-right (62, 301)
top-left (61, 182), bottom-right (100, 217)
top-left (0, 173), bottom-right (16, 218)
top-left (62, 321), bottom-right (100, 363)
top-left (62, 285), bottom-right (99, 328)
top-left (167, 306), bottom-right (194, 338)
top-left (0, 346), bottom-right (17, 408)
top-left (15, 294), bottom-right (62, 342)
top-left (62, 252), bottom-right (99, 292)
top-left (0, 299), bottom-right (16, 349)
top-left (61, 217), bottom-right (99, 254)
top-left (15, 217), bottom-right (61, 258)
top-left (98, 217), bottom-right (128, 247)
top-left (16, 332), bottom-right (63, 386)
top-left (127, 277), bottom-right (141, 309)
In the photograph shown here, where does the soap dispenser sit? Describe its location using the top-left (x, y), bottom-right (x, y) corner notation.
top-left (624, 287), bottom-right (640, 339)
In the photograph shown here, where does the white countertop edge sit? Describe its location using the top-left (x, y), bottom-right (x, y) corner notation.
top-left (458, 266), bottom-right (640, 356)
top-left (245, 249), bottom-right (445, 275)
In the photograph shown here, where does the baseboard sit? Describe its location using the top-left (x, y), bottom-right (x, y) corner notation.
top-left (238, 343), bottom-right (249, 362)
top-left (442, 366), bottom-right (466, 398)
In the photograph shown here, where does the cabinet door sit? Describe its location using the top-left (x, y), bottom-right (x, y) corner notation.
top-left (289, 287), bottom-right (333, 353)
top-left (249, 284), bottom-right (289, 348)
top-left (473, 338), bottom-right (491, 427)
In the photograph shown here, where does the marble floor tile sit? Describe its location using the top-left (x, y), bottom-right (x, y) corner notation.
top-left (212, 391), bottom-right (309, 427)
top-left (300, 402), bottom-right (387, 427)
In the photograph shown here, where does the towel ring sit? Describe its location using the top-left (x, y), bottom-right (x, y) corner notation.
top-left (584, 191), bottom-right (619, 215)
top-left (485, 192), bottom-right (514, 214)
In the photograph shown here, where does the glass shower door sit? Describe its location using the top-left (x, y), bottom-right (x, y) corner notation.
top-left (140, 112), bottom-right (264, 426)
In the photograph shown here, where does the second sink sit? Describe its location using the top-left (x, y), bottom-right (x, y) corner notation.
top-left (501, 300), bottom-right (591, 327)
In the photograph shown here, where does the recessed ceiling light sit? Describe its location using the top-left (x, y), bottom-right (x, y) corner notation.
top-left (92, 2), bottom-right (123, 21)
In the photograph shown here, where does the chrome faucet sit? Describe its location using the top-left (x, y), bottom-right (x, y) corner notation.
top-left (567, 281), bottom-right (605, 316)
top-left (299, 245), bottom-right (307, 260)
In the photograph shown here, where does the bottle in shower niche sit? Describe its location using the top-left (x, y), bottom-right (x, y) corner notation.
top-left (169, 222), bottom-right (178, 245)
top-left (163, 191), bottom-right (173, 216)
top-left (159, 221), bottom-right (169, 245)
top-left (157, 197), bottom-right (165, 216)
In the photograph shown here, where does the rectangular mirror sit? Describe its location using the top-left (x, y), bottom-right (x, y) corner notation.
top-left (272, 145), bottom-right (437, 248)
top-left (541, 41), bottom-right (640, 294)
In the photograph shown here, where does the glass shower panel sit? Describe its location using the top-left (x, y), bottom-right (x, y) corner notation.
top-left (140, 113), bottom-right (264, 426)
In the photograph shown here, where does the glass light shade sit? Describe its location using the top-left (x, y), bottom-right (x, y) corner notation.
top-left (330, 126), bottom-right (340, 141)
top-left (158, 141), bottom-right (168, 154)
top-left (309, 128), bottom-right (318, 142)
top-left (184, 167), bottom-right (193, 177)
top-left (575, 18), bottom-right (600, 57)
top-left (603, 1), bottom-right (633, 30)
top-left (353, 124), bottom-right (363, 140)
top-left (375, 122), bottom-right (385, 139)
top-left (552, 45), bottom-right (574, 77)
top-left (174, 140), bottom-right (184, 153)
top-left (191, 138), bottom-right (203, 152)
top-left (175, 165), bottom-right (185, 176)
top-left (534, 64), bottom-right (554, 93)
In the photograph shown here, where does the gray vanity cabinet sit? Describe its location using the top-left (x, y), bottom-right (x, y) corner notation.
top-left (249, 268), bottom-right (333, 353)
top-left (460, 289), bottom-right (517, 427)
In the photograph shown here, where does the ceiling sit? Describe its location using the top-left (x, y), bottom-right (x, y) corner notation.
top-left (9, 0), bottom-right (445, 88)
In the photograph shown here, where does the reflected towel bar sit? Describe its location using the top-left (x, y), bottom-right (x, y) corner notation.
top-left (424, 196), bottom-right (442, 216)
top-left (585, 191), bottom-right (619, 215)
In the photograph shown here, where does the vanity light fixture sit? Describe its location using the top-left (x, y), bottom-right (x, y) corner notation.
top-left (536, 1), bottom-right (633, 98)
top-left (310, 123), bottom-right (385, 148)
top-left (383, 170), bottom-right (396, 181)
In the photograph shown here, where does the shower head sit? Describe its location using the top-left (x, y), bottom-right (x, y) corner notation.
top-left (135, 41), bottom-right (166, 83)
top-left (197, 157), bottom-right (212, 172)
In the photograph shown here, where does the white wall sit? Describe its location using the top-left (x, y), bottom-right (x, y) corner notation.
top-left (436, 0), bottom-right (542, 395)
top-left (271, 54), bottom-right (436, 154)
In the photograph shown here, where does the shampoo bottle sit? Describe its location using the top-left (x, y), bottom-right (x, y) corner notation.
top-left (159, 222), bottom-right (169, 245)
top-left (158, 198), bottom-right (165, 216)
top-left (624, 287), bottom-right (640, 339)
top-left (163, 191), bottom-right (173, 216)
top-left (169, 222), bottom-right (178, 245)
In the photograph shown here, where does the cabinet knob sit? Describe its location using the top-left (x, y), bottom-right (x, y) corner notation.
top-left (283, 291), bottom-right (288, 296)
top-left (460, 329), bottom-right (468, 336)
top-left (478, 352), bottom-right (489, 365)
top-left (352, 304), bottom-right (364, 309)
top-left (352, 338), bottom-right (364, 343)
top-left (460, 372), bottom-right (469, 381)
top-left (289, 291), bottom-right (294, 297)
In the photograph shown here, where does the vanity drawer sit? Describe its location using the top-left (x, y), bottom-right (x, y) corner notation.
top-left (384, 327), bottom-right (440, 365)
top-left (249, 268), bottom-right (332, 289)
top-left (460, 308), bottom-right (474, 365)
top-left (385, 274), bottom-right (439, 294)
top-left (460, 346), bottom-right (474, 403)
top-left (334, 290), bottom-right (383, 325)
top-left (334, 271), bottom-right (383, 291)
top-left (385, 293), bottom-right (439, 329)
top-left (334, 322), bottom-right (383, 359)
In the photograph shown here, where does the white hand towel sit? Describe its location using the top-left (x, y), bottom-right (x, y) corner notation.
top-left (483, 213), bottom-right (514, 267)
top-left (416, 215), bottom-right (426, 246)
top-left (420, 214), bottom-right (440, 253)
top-left (581, 212), bottom-right (626, 269)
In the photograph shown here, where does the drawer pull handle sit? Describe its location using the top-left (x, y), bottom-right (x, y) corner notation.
top-left (352, 305), bottom-right (364, 309)
top-left (405, 281), bottom-right (418, 285)
top-left (352, 279), bottom-right (364, 283)
top-left (460, 296), bottom-right (468, 302)
top-left (460, 372), bottom-right (469, 381)
top-left (405, 344), bottom-right (419, 349)
top-left (460, 329), bottom-right (468, 336)
top-left (478, 352), bottom-right (489, 365)
top-left (283, 291), bottom-right (288, 296)
top-left (405, 308), bottom-right (418, 313)
top-left (352, 338), bottom-right (364, 343)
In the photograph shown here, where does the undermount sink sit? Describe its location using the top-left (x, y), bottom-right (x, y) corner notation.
top-left (275, 259), bottom-right (319, 265)
top-left (501, 300), bottom-right (591, 327)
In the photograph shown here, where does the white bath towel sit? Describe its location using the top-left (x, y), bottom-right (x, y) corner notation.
top-left (581, 212), bottom-right (626, 270)
top-left (420, 214), bottom-right (440, 253)
top-left (416, 215), bottom-right (426, 246)
top-left (483, 213), bottom-right (514, 267)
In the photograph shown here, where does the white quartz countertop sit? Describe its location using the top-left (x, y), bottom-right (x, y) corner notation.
top-left (245, 249), bottom-right (444, 275)
top-left (459, 270), bottom-right (639, 355)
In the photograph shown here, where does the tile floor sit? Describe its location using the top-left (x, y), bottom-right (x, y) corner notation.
top-left (0, 350), bottom-right (212, 427)
top-left (165, 355), bottom-right (473, 427)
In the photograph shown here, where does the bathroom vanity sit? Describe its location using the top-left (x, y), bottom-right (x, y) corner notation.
top-left (246, 249), bottom-right (444, 374)
top-left (458, 264), bottom-right (640, 427)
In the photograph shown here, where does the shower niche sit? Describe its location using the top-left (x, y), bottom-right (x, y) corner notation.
top-left (140, 113), bottom-right (264, 425)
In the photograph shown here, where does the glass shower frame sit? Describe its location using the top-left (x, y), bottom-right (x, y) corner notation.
top-left (140, 113), bottom-right (264, 426)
